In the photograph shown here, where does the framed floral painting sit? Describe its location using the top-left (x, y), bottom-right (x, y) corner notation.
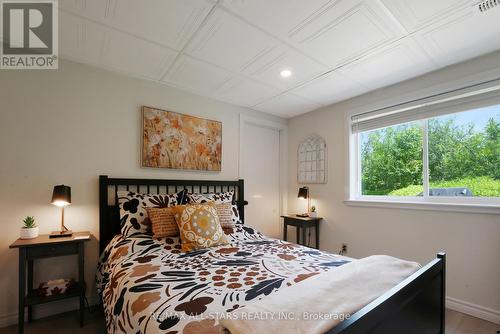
top-left (141, 106), bottom-right (222, 171)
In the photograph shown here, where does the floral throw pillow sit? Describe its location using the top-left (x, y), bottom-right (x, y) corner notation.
top-left (188, 190), bottom-right (241, 225)
top-left (171, 202), bottom-right (228, 252)
top-left (187, 189), bottom-right (234, 204)
top-left (118, 190), bottom-right (186, 236)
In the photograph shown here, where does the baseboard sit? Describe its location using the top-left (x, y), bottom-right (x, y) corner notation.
top-left (446, 296), bottom-right (500, 325)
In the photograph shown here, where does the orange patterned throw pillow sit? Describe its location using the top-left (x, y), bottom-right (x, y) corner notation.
top-left (146, 207), bottom-right (179, 238)
top-left (171, 202), bottom-right (228, 252)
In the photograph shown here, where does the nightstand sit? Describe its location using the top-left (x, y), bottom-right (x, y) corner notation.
top-left (281, 215), bottom-right (322, 249)
top-left (9, 232), bottom-right (91, 334)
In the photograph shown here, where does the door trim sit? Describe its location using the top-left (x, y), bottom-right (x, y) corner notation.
top-left (239, 114), bottom-right (288, 237)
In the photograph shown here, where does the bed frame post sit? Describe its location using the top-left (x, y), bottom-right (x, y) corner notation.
top-left (99, 175), bottom-right (109, 254)
top-left (238, 179), bottom-right (245, 224)
top-left (437, 252), bottom-right (446, 333)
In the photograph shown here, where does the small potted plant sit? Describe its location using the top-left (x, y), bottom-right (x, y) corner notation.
top-left (308, 206), bottom-right (318, 218)
top-left (20, 216), bottom-right (39, 239)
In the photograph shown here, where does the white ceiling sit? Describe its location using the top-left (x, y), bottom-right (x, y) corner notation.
top-left (57, 0), bottom-right (500, 118)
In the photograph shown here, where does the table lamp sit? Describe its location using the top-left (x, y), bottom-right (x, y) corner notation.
top-left (50, 185), bottom-right (72, 238)
top-left (297, 186), bottom-right (310, 217)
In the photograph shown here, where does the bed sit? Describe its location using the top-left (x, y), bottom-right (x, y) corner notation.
top-left (97, 175), bottom-right (446, 334)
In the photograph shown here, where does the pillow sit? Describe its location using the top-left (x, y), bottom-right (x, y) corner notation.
top-left (146, 207), bottom-right (178, 238)
top-left (118, 189), bottom-right (186, 236)
top-left (188, 190), bottom-right (241, 225)
top-left (216, 203), bottom-right (241, 228)
top-left (188, 189), bottom-right (234, 204)
top-left (171, 202), bottom-right (228, 252)
top-left (230, 204), bottom-right (242, 224)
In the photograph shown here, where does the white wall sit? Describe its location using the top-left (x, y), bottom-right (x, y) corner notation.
top-left (287, 51), bottom-right (500, 322)
top-left (0, 60), bottom-right (285, 326)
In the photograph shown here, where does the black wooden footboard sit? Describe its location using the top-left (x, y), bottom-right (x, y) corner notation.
top-left (328, 253), bottom-right (446, 334)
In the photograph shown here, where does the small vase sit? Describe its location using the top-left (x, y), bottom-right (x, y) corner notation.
top-left (20, 227), bottom-right (39, 239)
top-left (308, 211), bottom-right (318, 218)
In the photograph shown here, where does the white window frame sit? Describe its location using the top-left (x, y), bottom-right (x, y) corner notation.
top-left (346, 85), bottom-right (500, 215)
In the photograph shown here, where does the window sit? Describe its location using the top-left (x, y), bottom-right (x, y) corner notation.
top-left (360, 120), bottom-right (423, 196)
top-left (349, 81), bottom-right (500, 210)
top-left (428, 108), bottom-right (499, 198)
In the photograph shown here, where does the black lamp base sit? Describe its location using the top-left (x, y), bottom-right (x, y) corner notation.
top-left (49, 230), bottom-right (73, 238)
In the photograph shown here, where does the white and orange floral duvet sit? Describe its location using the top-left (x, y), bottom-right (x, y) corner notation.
top-left (97, 225), bottom-right (351, 334)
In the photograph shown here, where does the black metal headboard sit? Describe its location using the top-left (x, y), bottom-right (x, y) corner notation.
top-left (99, 175), bottom-right (246, 253)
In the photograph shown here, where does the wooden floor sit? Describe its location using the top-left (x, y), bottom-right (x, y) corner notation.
top-left (0, 308), bottom-right (497, 333)
top-left (0, 309), bottom-right (105, 334)
top-left (446, 309), bottom-right (499, 334)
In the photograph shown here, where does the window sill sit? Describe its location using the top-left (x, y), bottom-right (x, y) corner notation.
top-left (344, 199), bottom-right (500, 215)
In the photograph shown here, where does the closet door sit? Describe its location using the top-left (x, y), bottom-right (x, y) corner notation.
top-left (240, 119), bottom-right (281, 238)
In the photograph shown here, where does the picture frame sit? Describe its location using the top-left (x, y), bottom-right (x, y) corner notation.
top-left (298, 135), bottom-right (327, 184)
top-left (141, 106), bottom-right (222, 171)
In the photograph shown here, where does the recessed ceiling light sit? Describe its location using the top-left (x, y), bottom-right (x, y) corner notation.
top-left (280, 69), bottom-right (292, 78)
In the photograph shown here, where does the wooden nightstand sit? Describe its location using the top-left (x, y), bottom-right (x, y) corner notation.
top-left (9, 232), bottom-right (91, 334)
top-left (281, 215), bottom-right (322, 249)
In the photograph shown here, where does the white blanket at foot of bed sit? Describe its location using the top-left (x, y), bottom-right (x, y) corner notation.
top-left (219, 255), bottom-right (420, 334)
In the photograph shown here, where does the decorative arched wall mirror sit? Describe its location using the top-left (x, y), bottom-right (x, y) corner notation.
top-left (297, 135), bottom-right (327, 184)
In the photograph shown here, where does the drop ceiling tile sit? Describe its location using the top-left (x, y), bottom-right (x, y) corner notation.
top-left (222, 0), bottom-right (332, 41)
top-left (380, 0), bottom-right (470, 32)
top-left (186, 9), bottom-right (280, 73)
top-left (291, 70), bottom-right (370, 106)
top-left (414, 8), bottom-right (500, 67)
top-left (216, 77), bottom-right (281, 107)
top-left (162, 55), bottom-right (233, 95)
top-left (59, 12), bottom-right (106, 66)
top-left (244, 46), bottom-right (329, 90)
top-left (296, 3), bottom-right (403, 67)
top-left (60, 12), bottom-right (177, 80)
top-left (223, 0), bottom-right (405, 68)
top-left (254, 93), bottom-right (322, 118)
top-left (101, 32), bottom-right (177, 81)
top-left (59, 0), bottom-right (213, 50)
top-left (339, 37), bottom-right (437, 91)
